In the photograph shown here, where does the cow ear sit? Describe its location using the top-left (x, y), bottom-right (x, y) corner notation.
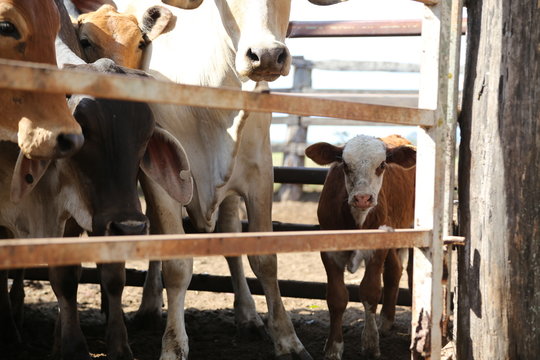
top-left (307, 0), bottom-right (348, 6)
top-left (141, 127), bottom-right (193, 205)
top-left (10, 154), bottom-right (51, 203)
top-left (141, 6), bottom-right (174, 41)
top-left (386, 145), bottom-right (416, 169)
top-left (305, 142), bottom-right (344, 165)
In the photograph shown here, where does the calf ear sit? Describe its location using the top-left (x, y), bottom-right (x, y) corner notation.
top-left (141, 6), bottom-right (173, 41)
top-left (10, 154), bottom-right (51, 203)
top-left (386, 145), bottom-right (416, 169)
top-left (141, 127), bottom-right (193, 205)
top-left (305, 142), bottom-right (344, 165)
top-left (162, 0), bottom-right (204, 10)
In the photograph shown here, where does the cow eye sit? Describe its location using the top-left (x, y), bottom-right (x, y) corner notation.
top-left (0, 21), bottom-right (20, 39)
top-left (80, 38), bottom-right (92, 49)
top-left (376, 161), bottom-right (387, 176)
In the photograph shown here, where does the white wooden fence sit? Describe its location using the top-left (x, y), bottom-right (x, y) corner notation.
top-left (0, 0), bottom-right (464, 358)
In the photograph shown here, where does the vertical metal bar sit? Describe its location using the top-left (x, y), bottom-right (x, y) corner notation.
top-left (442, 0), bottom-right (464, 350)
top-left (412, 0), bottom-right (461, 358)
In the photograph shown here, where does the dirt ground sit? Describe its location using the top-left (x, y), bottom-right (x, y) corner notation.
top-left (4, 191), bottom-right (412, 360)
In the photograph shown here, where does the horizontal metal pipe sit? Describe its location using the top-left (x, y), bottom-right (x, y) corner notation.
top-left (273, 167), bottom-right (328, 185)
top-left (0, 59), bottom-right (435, 127)
top-left (18, 267), bottom-right (412, 306)
top-left (0, 229), bottom-right (432, 269)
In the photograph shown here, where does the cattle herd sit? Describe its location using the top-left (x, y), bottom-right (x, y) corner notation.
top-left (0, 1), bottom-right (417, 359)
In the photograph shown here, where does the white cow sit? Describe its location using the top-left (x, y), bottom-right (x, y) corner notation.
top-left (76, 0), bottom-right (347, 358)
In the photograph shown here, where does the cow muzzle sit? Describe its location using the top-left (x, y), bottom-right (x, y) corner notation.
top-left (18, 118), bottom-right (84, 159)
top-left (106, 219), bottom-right (149, 236)
top-left (237, 43), bottom-right (291, 82)
top-left (350, 194), bottom-right (376, 210)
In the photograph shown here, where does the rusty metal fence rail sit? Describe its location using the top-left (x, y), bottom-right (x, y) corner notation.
top-left (0, 1), bottom-right (464, 359)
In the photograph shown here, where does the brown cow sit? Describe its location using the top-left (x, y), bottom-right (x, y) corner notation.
top-left (0, 0), bottom-right (83, 159)
top-left (305, 134), bottom-right (416, 359)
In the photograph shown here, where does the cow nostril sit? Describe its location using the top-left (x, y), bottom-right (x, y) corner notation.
top-left (109, 221), bottom-right (148, 236)
top-left (246, 48), bottom-right (259, 62)
top-left (277, 49), bottom-right (287, 64)
top-left (57, 133), bottom-right (84, 156)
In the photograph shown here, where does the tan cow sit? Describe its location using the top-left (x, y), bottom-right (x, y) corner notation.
top-left (305, 134), bottom-right (416, 359)
top-left (0, 0), bottom-right (83, 159)
top-left (74, 1), bottom-right (347, 359)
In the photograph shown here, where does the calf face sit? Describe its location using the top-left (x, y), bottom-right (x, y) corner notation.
top-left (75, 4), bottom-right (172, 69)
top-left (0, 0), bottom-right (83, 159)
top-left (306, 135), bottom-right (416, 227)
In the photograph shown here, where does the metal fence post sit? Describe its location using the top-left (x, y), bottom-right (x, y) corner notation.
top-left (277, 56), bottom-right (313, 201)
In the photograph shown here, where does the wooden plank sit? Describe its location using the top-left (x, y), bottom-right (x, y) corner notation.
top-left (0, 59), bottom-right (435, 126)
top-left (0, 229), bottom-right (431, 270)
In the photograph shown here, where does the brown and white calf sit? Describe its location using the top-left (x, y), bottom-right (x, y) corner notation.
top-left (305, 134), bottom-right (416, 359)
top-left (0, 0), bottom-right (83, 159)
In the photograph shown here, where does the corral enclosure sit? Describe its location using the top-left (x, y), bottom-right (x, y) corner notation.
top-left (0, 1), bottom-right (465, 360)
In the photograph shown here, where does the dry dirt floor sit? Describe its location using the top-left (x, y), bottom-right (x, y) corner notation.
top-left (4, 191), bottom-right (412, 360)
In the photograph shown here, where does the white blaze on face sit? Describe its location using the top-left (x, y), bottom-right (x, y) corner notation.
top-left (342, 135), bottom-right (387, 227)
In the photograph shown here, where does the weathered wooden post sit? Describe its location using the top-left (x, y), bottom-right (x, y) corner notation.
top-left (277, 56), bottom-right (312, 201)
top-left (457, 1), bottom-right (540, 359)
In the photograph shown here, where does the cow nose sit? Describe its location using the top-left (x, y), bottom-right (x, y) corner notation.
top-left (353, 194), bottom-right (374, 209)
top-left (246, 45), bottom-right (289, 71)
top-left (108, 220), bottom-right (148, 236)
top-left (56, 133), bottom-right (84, 157)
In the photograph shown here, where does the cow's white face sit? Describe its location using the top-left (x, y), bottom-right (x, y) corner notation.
top-left (341, 135), bottom-right (387, 222)
top-left (224, 0), bottom-right (292, 82)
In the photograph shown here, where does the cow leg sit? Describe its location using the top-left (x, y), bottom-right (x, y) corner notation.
top-left (160, 258), bottom-right (193, 360)
top-left (136, 174), bottom-right (179, 328)
top-left (139, 173), bottom-right (192, 360)
top-left (9, 269), bottom-right (25, 331)
top-left (379, 249), bottom-right (403, 335)
top-left (358, 250), bottom-right (388, 359)
top-left (217, 196), bottom-right (266, 337)
top-left (321, 252), bottom-right (348, 360)
top-left (99, 262), bottom-right (133, 360)
top-left (133, 260), bottom-right (163, 329)
top-left (49, 265), bottom-right (90, 360)
top-left (243, 161), bottom-right (311, 359)
top-left (0, 270), bottom-right (21, 347)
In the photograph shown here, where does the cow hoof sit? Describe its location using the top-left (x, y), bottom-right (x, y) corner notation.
top-left (237, 322), bottom-right (270, 342)
top-left (130, 310), bottom-right (163, 330)
top-left (108, 347), bottom-right (134, 360)
top-left (361, 347), bottom-right (381, 359)
top-left (275, 349), bottom-right (313, 360)
top-left (61, 350), bottom-right (92, 360)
